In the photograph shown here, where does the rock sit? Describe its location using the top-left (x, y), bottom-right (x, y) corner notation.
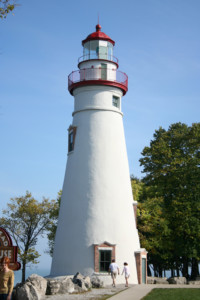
top-left (15, 282), bottom-right (40, 300)
top-left (188, 280), bottom-right (200, 285)
top-left (154, 277), bottom-right (169, 284)
top-left (74, 283), bottom-right (88, 292)
top-left (168, 277), bottom-right (187, 284)
top-left (27, 274), bottom-right (47, 294)
top-left (15, 275), bottom-right (47, 300)
top-left (72, 272), bottom-right (91, 291)
top-left (147, 277), bottom-right (155, 284)
top-left (72, 272), bottom-right (85, 283)
top-left (46, 280), bottom-right (61, 295)
top-left (15, 272), bottom-right (92, 298)
top-left (47, 277), bottom-right (75, 295)
top-left (91, 276), bottom-right (104, 288)
top-left (83, 276), bottom-right (92, 289)
top-left (58, 277), bottom-right (75, 294)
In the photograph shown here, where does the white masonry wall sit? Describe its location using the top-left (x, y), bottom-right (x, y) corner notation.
top-left (50, 85), bottom-right (140, 284)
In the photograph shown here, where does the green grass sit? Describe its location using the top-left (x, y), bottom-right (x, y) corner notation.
top-left (142, 288), bottom-right (200, 300)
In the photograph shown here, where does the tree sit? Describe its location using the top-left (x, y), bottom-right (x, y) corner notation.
top-left (0, 191), bottom-right (57, 282)
top-left (47, 190), bottom-right (61, 257)
top-left (137, 188), bottom-right (172, 276)
top-left (130, 175), bottom-right (143, 201)
top-left (138, 122), bottom-right (200, 278)
top-left (0, 0), bottom-right (17, 19)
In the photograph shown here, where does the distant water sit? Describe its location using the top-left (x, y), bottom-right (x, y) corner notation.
top-left (14, 267), bottom-right (50, 285)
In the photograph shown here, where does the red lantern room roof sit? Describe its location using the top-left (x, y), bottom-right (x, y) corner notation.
top-left (82, 24), bottom-right (115, 46)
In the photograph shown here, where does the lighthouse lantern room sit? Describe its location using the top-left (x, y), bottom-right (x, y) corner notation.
top-left (50, 24), bottom-right (147, 284)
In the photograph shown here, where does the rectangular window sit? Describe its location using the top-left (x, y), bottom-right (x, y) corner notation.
top-left (68, 131), bottom-right (74, 152)
top-left (99, 250), bottom-right (111, 272)
top-left (68, 126), bottom-right (77, 153)
top-left (112, 95), bottom-right (120, 108)
top-left (90, 40), bottom-right (99, 59)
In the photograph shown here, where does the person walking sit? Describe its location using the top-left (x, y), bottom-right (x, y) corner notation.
top-left (0, 257), bottom-right (14, 300)
top-left (109, 259), bottom-right (120, 287)
top-left (121, 262), bottom-right (130, 287)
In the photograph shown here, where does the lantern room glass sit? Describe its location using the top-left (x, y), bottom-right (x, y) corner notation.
top-left (83, 41), bottom-right (113, 61)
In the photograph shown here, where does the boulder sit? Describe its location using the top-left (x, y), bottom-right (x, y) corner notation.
top-left (15, 272), bottom-right (92, 298)
top-left (74, 283), bottom-right (88, 293)
top-left (83, 276), bottom-right (92, 289)
top-left (58, 277), bottom-right (75, 294)
top-left (15, 274), bottom-right (47, 300)
top-left (147, 277), bottom-right (155, 284)
top-left (15, 282), bottom-right (41, 300)
top-left (46, 280), bottom-right (61, 295)
top-left (188, 280), bottom-right (200, 285)
top-left (90, 276), bottom-right (104, 288)
top-left (46, 277), bottom-right (75, 295)
top-left (154, 277), bottom-right (169, 284)
top-left (72, 272), bottom-right (91, 291)
top-left (27, 274), bottom-right (47, 294)
top-left (168, 277), bottom-right (187, 285)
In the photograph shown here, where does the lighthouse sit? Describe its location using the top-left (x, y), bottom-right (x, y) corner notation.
top-left (50, 24), bottom-right (147, 284)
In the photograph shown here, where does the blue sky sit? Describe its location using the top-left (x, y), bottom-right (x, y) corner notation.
top-left (1, 0), bottom-right (200, 277)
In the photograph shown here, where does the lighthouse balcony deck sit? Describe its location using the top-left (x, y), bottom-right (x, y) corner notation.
top-left (68, 67), bottom-right (128, 95)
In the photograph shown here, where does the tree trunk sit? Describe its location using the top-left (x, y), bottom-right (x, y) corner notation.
top-left (21, 260), bottom-right (26, 283)
top-left (171, 268), bottom-right (175, 277)
top-left (158, 267), bottom-right (162, 277)
top-left (182, 257), bottom-right (189, 279)
top-left (176, 260), bottom-right (180, 277)
top-left (191, 258), bottom-right (199, 279)
top-left (153, 264), bottom-right (158, 277)
top-left (147, 264), bottom-right (152, 276)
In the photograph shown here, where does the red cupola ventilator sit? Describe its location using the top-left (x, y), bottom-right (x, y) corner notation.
top-left (82, 24), bottom-right (115, 46)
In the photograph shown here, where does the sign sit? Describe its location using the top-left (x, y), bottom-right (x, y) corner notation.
top-left (0, 227), bottom-right (21, 270)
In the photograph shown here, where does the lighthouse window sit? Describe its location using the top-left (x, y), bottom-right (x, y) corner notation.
top-left (99, 250), bottom-right (112, 272)
top-left (83, 42), bottom-right (90, 60)
top-left (107, 42), bottom-right (113, 60)
top-left (68, 126), bottom-right (77, 153)
top-left (112, 96), bottom-right (120, 108)
top-left (90, 40), bottom-right (99, 59)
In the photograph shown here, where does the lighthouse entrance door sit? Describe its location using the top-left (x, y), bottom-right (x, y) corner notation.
top-left (142, 258), bottom-right (147, 283)
top-left (101, 63), bottom-right (107, 80)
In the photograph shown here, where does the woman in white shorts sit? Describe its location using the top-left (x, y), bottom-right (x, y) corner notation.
top-left (121, 262), bottom-right (130, 287)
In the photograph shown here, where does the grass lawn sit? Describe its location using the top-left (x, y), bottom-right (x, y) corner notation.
top-left (142, 288), bottom-right (200, 300)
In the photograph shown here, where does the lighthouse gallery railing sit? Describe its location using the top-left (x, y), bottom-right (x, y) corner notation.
top-left (78, 54), bottom-right (119, 64)
top-left (68, 67), bottom-right (128, 91)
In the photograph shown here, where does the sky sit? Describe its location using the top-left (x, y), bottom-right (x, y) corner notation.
top-left (1, 0), bottom-right (200, 278)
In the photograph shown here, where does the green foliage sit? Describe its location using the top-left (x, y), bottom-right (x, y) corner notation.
top-left (0, 191), bottom-right (57, 282)
top-left (47, 190), bottom-right (61, 257)
top-left (131, 175), bottom-right (143, 201)
top-left (0, 0), bottom-right (17, 19)
top-left (142, 288), bottom-right (200, 300)
top-left (137, 122), bottom-right (200, 277)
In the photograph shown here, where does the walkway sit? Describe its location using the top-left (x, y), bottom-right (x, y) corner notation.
top-left (110, 284), bottom-right (200, 300)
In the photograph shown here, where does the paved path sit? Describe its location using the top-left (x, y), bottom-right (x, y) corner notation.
top-left (43, 284), bottom-right (200, 300)
top-left (110, 284), bottom-right (200, 300)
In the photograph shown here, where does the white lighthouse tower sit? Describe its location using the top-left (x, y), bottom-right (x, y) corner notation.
top-left (50, 24), bottom-right (146, 284)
